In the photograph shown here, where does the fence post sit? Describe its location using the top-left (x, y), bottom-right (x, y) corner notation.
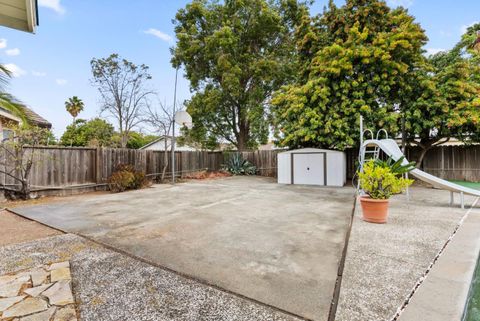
top-left (95, 147), bottom-right (103, 190)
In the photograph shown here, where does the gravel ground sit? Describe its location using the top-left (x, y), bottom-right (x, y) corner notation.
top-left (0, 234), bottom-right (303, 321)
top-left (0, 209), bottom-right (61, 246)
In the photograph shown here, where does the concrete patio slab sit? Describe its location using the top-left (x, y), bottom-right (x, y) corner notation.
top-left (335, 186), bottom-right (480, 321)
top-left (10, 176), bottom-right (355, 321)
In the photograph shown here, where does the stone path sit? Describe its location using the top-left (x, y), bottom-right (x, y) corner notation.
top-left (0, 261), bottom-right (77, 321)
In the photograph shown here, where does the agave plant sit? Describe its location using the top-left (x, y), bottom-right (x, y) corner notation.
top-left (373, 156), bottom-right (415, 176)
top-left (222, 153), bottom-right (256, 175)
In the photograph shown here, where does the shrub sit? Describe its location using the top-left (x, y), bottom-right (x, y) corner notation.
top-left (222, 153), bottom-right (256, 175)
top-left (108, 164), bottom-right (149, 192)
top-left (358, 160), bottom-right (414, 199)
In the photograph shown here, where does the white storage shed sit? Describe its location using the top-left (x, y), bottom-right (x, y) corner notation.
top-left (277, 148), bottom-right (346, 186)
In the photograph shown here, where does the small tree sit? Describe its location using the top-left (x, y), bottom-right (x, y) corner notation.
top-left (65, 96), bottom-right (84, 125)
top-left (144, 99), bottom-right (175, 181)
top-left (0, 126), bottom-right (51, 199)
top-left (60, 118), bottom-right (115, 147)
top-left (91, 54), bottom-right (153, 148)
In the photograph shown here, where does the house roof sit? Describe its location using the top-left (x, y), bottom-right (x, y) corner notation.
top-left (140, 136), bottom-right (175, 150)
top-left (0, 105), bottom-right (51, 128)
top-left (21, 106), bottom-right (51, 128)
top-left (0, 0), bottom-right (39, 33)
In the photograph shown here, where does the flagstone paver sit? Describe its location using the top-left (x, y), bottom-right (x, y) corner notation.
top-left (2, 297), bottom-right (48, 318)
top-left (50, 268), bottom-right (71, 283)
top-left (0, 296), bottom-right (25, 312)
top-left (0, 261), bottom-right (77, 321)
top-left (42, 281), bottom-right (74, 306)
top-left (20, 307), bottom-right (56, 321)
top-left (29, 269), bottom-right (49, 287)
top-left (23, 284), bottom-right (53, 298)
top-left (52, 306), bottom-right (76, 321)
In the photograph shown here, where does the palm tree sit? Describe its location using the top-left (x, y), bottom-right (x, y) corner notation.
top-left (65, 96), bottom-right (84, 125)
top-left (0, 63), bottom-right (27, 124)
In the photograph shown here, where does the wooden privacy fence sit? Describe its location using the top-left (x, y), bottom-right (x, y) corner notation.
top-left (0, 147), bottom-right (280, 191)
top-left (2, 144), bottom-right (479, 193)
top-left (345, 145), bottom-right (480, 182)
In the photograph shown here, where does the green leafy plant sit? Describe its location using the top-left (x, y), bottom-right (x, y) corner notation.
top-left (373, 156), bottom-right (416, 176)
top-left (108, 164), bottom-right (149, 192)
top-left (358, 160), bottom-right (414, 200)
top-left (222, 153), bottom-right (256, 176)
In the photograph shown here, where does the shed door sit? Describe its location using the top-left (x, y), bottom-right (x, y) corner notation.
top-left (293, 153), bottom-right (325, 185)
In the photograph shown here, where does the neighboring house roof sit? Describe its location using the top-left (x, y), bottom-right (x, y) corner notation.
top-left (140, 136), bottom-right (173, 150)
top-left (0, 106), bottom-right (51, 128)
top-left (0, 0), bottom-right (39, 33)
top-left (20, 106), bottom-right (51, 128)
top-left (140, 136), bottom-right (198, 151)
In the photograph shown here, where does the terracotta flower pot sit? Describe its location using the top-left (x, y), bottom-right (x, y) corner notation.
top-left (359, 196), bottom-right (389, 224)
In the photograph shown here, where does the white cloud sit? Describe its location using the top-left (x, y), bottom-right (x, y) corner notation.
top-left (425, 48), bottom-right (446, 56)
top-left (143, 28), bottom-right (173, 42)
top-left (387, 0), bottom-right (413, 8)
top-left (4, 63), bottom-right (27, 77)
top-left (32, 71), bottom-right (47, 77)
top-left (56, 78), bottom-right (67, 85)
top-left (0, 39), bottom-right (7, 49)
top-left (461, 21), bottom-right (479, 34)
top-left (38, 0), bottom-right (65, 14)
top-left (5, 48), bottom-right (20, 56)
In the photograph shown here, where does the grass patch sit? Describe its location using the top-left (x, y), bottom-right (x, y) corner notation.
top-left (448, 180), bottom-right (480, 191)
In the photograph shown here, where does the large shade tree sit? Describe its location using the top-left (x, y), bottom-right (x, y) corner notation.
top-left (172, 0), bottom-right (308, 150)
top-left (271, 0), bottom-right (427, 150)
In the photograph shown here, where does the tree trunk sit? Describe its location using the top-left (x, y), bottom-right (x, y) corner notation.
top-left (237, 122), bottom-right (250, 151)
top-left (416, 145), bottom-right (431, 169)
top-left (121, 132), bottom-right (128, 148)
top-left (20, 180), bottom-right (30, 200)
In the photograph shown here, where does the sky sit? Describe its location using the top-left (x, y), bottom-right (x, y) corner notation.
top-left (0, 0), bottom-right (479, 138)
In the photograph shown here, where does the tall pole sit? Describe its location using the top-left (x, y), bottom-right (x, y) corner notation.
top-left (172, 67), bottom-right (179, 184)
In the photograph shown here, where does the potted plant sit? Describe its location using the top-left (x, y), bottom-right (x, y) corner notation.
top-left (358, 157), bottom-right (414, 223)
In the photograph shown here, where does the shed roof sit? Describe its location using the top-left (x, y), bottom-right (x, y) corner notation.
top-left (278, 148), bottom-right (345, 154)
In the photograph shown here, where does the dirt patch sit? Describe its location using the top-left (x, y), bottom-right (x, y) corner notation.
top-left (1, 190), bottom-right (110, 209)
top-left (182, 170), bottom-right (232, 180)
top-left (0, 210), bottom-right (61, 246)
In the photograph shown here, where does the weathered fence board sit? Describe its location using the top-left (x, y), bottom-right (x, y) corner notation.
top-left (2, 143), bottom-right (479, 194)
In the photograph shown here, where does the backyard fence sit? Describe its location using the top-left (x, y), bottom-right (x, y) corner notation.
top-left (0, 147), bottom-right (280, 193)
top-left (1, 143), bottom-right (479, 196)
top-left (345, 145), bottom-right (480, 182)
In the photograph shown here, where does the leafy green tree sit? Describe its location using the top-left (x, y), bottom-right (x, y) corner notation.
top-left (271, 0), bottom-right (427, 150)
top-left (60, 118), bottom-right (115, 147)
top-left (125, 132), bottom-right (158, 149)
top-left (64, 96), bottom-right (84, 125)
top-left (90, 54), bottom-right (153, 148)
top-left (172, 0), bottom-right (308, 150)
top-left (403, 27), bottom-right (480, 166)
